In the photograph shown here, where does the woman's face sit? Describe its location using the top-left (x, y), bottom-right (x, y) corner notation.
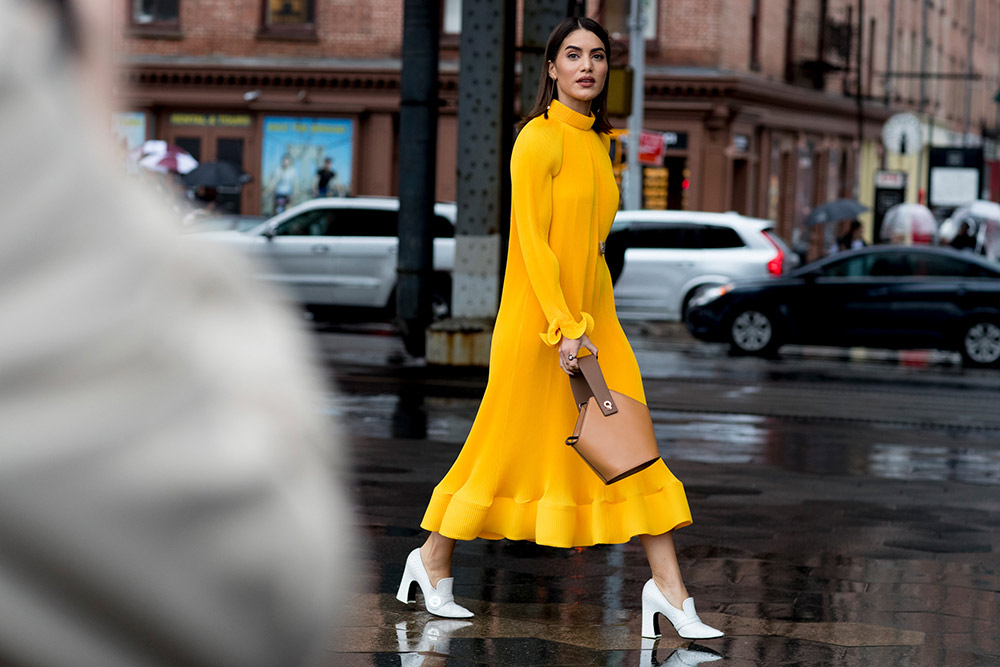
top-left (547, 28), bottom-right (608, 116)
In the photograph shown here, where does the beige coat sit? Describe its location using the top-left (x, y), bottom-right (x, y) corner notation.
top-left (0, 3), bottom-right (352, 665)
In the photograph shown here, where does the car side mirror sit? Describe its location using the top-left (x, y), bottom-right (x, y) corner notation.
top-left (262, 226), bottom-right (275, 240)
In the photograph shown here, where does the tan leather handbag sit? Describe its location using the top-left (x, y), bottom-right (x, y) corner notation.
top-left (565, 355), bottom-right (662, 484)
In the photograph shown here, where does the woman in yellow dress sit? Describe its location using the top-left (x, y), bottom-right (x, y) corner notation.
top-left (396, 17), bottom-right (723, 641)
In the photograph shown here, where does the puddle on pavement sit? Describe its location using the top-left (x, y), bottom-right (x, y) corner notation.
top-left (328, 393), bottom-right (1000, 486)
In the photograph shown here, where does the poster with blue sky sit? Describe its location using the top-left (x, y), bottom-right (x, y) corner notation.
top-left (261, 116), bottom-right (353, 214)
top-left (112, 112), bottom-right (147, 151)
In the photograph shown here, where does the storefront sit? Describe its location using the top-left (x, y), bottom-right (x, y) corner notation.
top-left (118, 63), bottom-right (460, 216)
top-left (635, 71), bottom-right (887, 261)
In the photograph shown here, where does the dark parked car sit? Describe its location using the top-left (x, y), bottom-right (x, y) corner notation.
top-left (685, 245), bottom-right (1000, 367)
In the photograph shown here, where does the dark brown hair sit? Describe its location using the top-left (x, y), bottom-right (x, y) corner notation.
top-left (517, 17), bottom-right (613, 134)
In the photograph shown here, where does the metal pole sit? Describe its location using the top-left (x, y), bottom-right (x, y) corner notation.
top-left (885, 0), bottom-right (895, 107)
top-left (856, 0), bottom-right (864, 145)
top-left (917, 0), bottom-right (928, 202)
top-left (396, 0), bottom-right (440, 358)
top-left (625, 0), bottom-right (644, 210)
top-left (521, 1), bottom-right (569, 122)
top-left (964, 0), bottom-right (976, 146)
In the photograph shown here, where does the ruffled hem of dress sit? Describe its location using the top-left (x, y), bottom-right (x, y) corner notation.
top-left (419, 482), bottom-right (692, 548)
top-left (539, 311), bottom-right (595, 346)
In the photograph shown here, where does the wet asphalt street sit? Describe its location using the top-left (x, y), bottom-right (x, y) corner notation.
top-left (314, 320), bottom-right (1000, 666)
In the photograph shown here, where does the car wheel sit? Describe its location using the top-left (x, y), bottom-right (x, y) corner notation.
top-left (960, 318), bottom-right (1000, 367)
top-left (729, 308), bottom-right (780, 355)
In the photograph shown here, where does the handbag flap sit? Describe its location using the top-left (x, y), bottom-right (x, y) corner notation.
top-left (577, 356), bottom-right (618, 416)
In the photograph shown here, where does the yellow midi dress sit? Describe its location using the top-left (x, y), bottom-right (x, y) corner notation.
top-left (420, 99), bottom-right (692, 548)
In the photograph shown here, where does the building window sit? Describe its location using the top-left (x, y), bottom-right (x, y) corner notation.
top-left (131, 0), bottom-right (179, 29)
top-left (603, 0), bottom-right (657, 40)
top-left (265, 0), bottom-right (314, 26)
top-left (259, 0), bottom-right (316, 39)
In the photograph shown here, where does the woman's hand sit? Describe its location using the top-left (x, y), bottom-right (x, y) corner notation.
top-left (559, 333), bottom-right (598, 375)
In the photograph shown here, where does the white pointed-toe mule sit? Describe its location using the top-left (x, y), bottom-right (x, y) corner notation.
top-left (396, 548), bottom-right (474, 618)
top-left (640, 579), bottom-right (723, 640)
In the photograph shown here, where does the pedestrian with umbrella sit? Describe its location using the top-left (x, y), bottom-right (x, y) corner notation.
top-left (131, 140), bottom-right (198, 175)
top-left (803, 198), bottom-right (869, 227)
top-left (880, 203), bottom-right (937, 245)
top-left (182, 160), bottom-right (248, 190)
top-left (138, 147), bottom-right (198, 175)
top-left (837, 219), bottom-right (867, 252)
top-left (802, 198), bottom-right (869, 257)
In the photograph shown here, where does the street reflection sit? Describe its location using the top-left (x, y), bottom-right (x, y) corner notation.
top-left (395, 618), bottom-right (472, 666)
top-left (331, 394), bottom-right (1000, 485)
top-left (868, 443), bottom-right (1000, 484)
top-left (639, 638), bottom-right (724, 666)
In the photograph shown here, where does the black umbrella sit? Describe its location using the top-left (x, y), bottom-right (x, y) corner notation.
top-left (182, 161), bottom-right (249, 190)
top-left (803, 198), bottom-right (868, 226)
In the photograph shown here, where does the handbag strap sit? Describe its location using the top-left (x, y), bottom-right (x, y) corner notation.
top-left (568, 355), bottom-right (619, 416)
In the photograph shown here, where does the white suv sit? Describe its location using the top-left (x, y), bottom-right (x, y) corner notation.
top-left (608, 210), bottom-right (795, 322)
top-left (190, 197), bottom-right (456, 317)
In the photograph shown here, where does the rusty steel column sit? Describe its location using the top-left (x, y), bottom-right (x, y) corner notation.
top-left (427, 0), bottom-right (515, 366)
top-left (397, 0), bottom-right (441, 358)
top-left (520, 0), bottom-right (573, 117)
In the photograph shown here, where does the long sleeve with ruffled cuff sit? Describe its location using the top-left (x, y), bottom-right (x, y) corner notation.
top-left (509, 121), bottom-right (595, 346)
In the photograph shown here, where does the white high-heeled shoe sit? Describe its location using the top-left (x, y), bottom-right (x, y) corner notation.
top-left (396, 548), bottom-right (474, 618)
top-left (640, 579), bottom-right (723, 640)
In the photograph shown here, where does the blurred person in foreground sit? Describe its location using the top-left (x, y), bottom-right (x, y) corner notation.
top-left (0, 1), bottom-right (353, 666)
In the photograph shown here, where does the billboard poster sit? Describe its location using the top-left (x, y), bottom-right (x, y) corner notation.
top-left (112, 111), bottom-right (147, 152)
top-left (261, 116), bottom-right (353, 215)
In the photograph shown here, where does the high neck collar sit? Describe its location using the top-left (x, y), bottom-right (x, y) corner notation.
top-left (548, 99), bottom-right (595, 131)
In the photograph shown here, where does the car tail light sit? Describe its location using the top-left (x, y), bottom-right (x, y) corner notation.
top-left (763, 230), bottom-right (784, 276)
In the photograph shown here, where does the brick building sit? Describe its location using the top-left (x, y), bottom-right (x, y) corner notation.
top-left (619, 0), bottom-right (1000, 250)
top-left (116, 0), bottom-right (1000, 248)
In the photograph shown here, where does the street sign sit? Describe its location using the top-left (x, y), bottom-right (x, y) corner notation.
top-left (638, 131), bottom-right (664, 166)
top-left (873, 170), bottom-right (907, 242)
top-left (663, 131), bottom-right (688, 150)
top-left (874, 171), bottom-right (906, 189)
top-left (928, 147), bottom-right (983, 207)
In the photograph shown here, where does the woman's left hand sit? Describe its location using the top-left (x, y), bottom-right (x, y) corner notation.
top-left (559, 333), bottom-right (598, 375)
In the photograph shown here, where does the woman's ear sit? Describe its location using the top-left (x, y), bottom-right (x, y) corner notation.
top-left (547, 60), bottom-right (557, 81)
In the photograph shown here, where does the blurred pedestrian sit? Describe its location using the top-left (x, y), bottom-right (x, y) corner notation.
top-left (269, 154), bottom-right (297, 213)
top-left (396, 17), bottom-right (723, 643)
top-left (0, 1), bottom-right (353, 665)
top-left (182, 185), bottom-right (219, 226)
top-left (837, 219), bottom-right (867, 252)
top-left (315, 157), bottom-right (336, 197)
top-left (950, 220), bottom-right (978, 252)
